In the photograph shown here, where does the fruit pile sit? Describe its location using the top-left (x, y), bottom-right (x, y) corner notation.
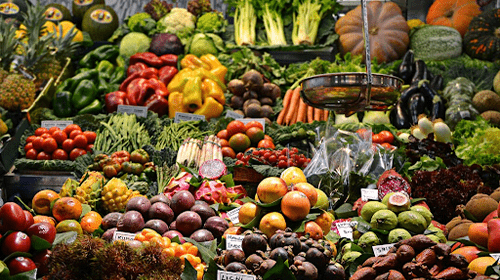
top-left (87, 148), bottom-right (154, 179)
top-left (217, 119), bottom-right (275, 158)
top-left (235, 147), bottom-right (311, 168)
top-left (23, 124), bottom-right (96, 161)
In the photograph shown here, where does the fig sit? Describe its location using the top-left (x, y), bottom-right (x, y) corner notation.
top-left (225, 262), bottom-right (246, 272)
top-left (144, 219), bottom-right (169, 235)
top-left (170, 190), bottom-right (195, 215)
top-left (241, 232), bottom-right (267, 257)
top-left (176, 211), bottom-right (202, 236)
top-left (126, 196), bottom-right (151, 218)
top-left (189, 229), bottom-right (214, 243)
top-left (149, 202), bottom-right (175, 224)
top-left (190, 203), bottom-right (216, 223)
top-left (245, 254), bottom-right (264, 271)
top-left (224, 249), bottom-right (246, 266)
top-left (203, 216), bottom-right (229, 240)
top-left (150, 194), bottom-right (171, 206)
top-left (117, 210), bottom-right (144, 233)
top-left (101, 212), bottom-right (123, 230)
top-left (163, 230), bottom-right (185, 243)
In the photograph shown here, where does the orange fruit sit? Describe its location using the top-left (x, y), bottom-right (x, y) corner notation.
top-left (220, 139), bottom-right (230, 147)
top-left (468, 223), bottom-right (489, 248)
top-left (281, 167), bottom-right (307, 186)
top-left (33, 215), bottom-right (56, 227)
top-left (221, 146), bottom-right (236, 158)
top-left (315, 211), bottom-right (333, 235)
top-left (80, 211), bottom-right (103, 234)
top-left (226, 120), bottom-right (246, 138)
top-left (259, 212), bottom-right (287, 238)
top-left (32, 189), bottom-right (60, 215)
top-left (292, 182), bottom-right (317, 206)
top-left (468, 256), bottom-right (496, 275)
top-left (304, 221), bottom-right (323, 240)
top-left (238, 202), bottom-right (261, 225)
top-left (246, 127), bottom-right (265, 146)
top-left (217, 129), bottom-right (229, 140)
top-left (229, 133), bottom-right (251, 153)
top-left (281, 191), bottom-right (311, 222)
top-left (244, 121), bottom-right (264, 132)
top-left (256, 177), bottom-right (288, 204)
top-left (223, 226), bottom-right (244, 239)
top-left (52, 197), bottom-right (83, 222)
top-left (264, 135), bottom-right (273, 142)
top-left (56, 219), bottom-right (83, 234)
top-left (451, 246), bottom-right (482, 263)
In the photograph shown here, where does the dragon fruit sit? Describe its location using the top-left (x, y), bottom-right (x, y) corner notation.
top-left (194, 180), bottom-right (231, 204)
top-left (164, 172), bottom-right (193, 199)
top-left (226, 185), bottom-right (248, 203)
top-left (199, 159), bottom-right (227, 180)
top-left (376, 169), bottom-right (411, 200)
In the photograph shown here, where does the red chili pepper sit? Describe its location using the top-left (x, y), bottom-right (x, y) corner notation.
top-left (130, 52), bottom-right (164, 68)
top-left (104, 91), bottom-right (127, 113)
top-left (148, 78), bottom-right (169, 98)
top-left (158, 66), bottom-right (178, 87)
top-left (144, 94), bottom-right (168, 117)
top-left (127, 62), bottom-right (148, 76)
top-left (159, 54), bottom-right (178, 67)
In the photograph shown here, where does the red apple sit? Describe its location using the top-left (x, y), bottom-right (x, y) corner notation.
top-left (26, 222), bottom-right (56, 244)
top-left (1, 231), bottom-right (31, 256)
top-left (484, 209), bottom-right (498, 223)
top-left (24, 210), bottom-right (34, 230)
top-left (0, 202), bottom-right (27, 233)
top-left (7, 256), bottom-right (37, 275)
top-left (32, 249), bottom-right (51, 276)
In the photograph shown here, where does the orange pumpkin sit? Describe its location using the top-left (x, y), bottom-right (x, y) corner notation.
top-left (426, 0), bottom-right (482, 37)
top-left (334, 1), bottom-right (409, 63)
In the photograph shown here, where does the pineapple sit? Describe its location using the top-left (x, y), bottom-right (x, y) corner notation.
top-left (0, 73), bottom-right (36, 111)
top-left (74, 171), bottom-right (105, 210)
top-left (101, 178), bottom-right (141, 213)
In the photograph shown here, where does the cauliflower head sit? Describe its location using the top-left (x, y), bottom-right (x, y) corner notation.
top-left (196, 12), bottom-right (226, 33)
top-left (157, 8), bottom-right (196, 43)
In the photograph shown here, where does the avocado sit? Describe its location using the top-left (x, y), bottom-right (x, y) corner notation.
top-left (44, 3), bottom-right (72, 23)
top-left (0, 0), bottom-right (29, 21)
top-left (81, 4), bottom-right (118, 42)
top-left (72, 0), bottom-right (105, 25)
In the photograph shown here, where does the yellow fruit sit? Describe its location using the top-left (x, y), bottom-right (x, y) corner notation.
top-left (468, 256), bottom-right (496, 275)
top-left (315, 211), bottom-right (333, 235)
top-left (259, 212), bottom-right (287, 238)
top-left (56, 219), bottom-right (83, 234)
top-left (238, 202), bottom-right (261, 225)
top-left (101, 178), bottom-right (141, 213)
top-left (58, 20), bottom-right (83, 42)
top-left (280, 167), bottom-right (307, 186)
top-left (315, 189), bottom-right (329, 210)
top-left (42, 21), bottom-right (58, 36)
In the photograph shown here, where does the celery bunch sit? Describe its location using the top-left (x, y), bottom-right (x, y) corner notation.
top-left (292, 0), bottom-right (339, 45)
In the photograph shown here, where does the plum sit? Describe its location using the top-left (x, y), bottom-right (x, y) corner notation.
top-left (102, 228), bottom-right (117, 242)
top-left (149, 202), bottom-right (175, 224)
top-left (190, 229), bottom-right (214, 243)
top-left (170, 190), bottom-right (195, 215)
top-left (101, 212), bottom-right (123, 230)
top-left (190, 203), bottom-right (216, 223)
top-left (150, 193), bottom-right (171, 206)
top-left (163, 230), bottom-right (185, 243)
top-left (126, 196), bottom-right (151, 218)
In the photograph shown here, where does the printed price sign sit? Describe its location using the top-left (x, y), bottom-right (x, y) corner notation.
top-left (226, 234), bottom-right (244, 250)
top-left (373, 243), bottom-right (396, 257)
top-left (174, 112), bottom-right (206, 123)
top-left (112, 231), bottom-right (137, 243)
top-left (361, 189), bottom-right (379, 201)
top-left (217, 270), bottom-right (256, 280)
top-left (235, 118), bottom-right (266, 132)
top-left (226, 110), bottom-right (244, 119)
top-left (336, 221), bottom-right (358, 240)
top-left (41, 120), bottom-right (73, 130)
top-left (227, 207), bottom-right (241, 225)
top-left (117, 105), bottom-right (148, 118)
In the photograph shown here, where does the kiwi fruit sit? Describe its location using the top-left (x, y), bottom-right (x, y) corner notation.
top-left (472, 90), bottom-right (500, 113)
top-left (481, 110), bottom-right (500, 127)
top-left (465, 194), bottom-right (499, 221)
top-left (448, 222), bottom-right (473, 241)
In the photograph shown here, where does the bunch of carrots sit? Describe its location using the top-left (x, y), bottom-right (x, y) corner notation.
top-left (277, 87), bottom-right (329, 125)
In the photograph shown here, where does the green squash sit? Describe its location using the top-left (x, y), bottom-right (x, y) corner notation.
top-left (410, 25), bottom-right (463, 61)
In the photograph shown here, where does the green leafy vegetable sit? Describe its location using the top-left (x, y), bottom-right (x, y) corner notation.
top-left (291, 0), bottom-right (340, 46)
top-left (453, 117), bottom-right (500, 166)
top-left (255, 0), bottom-right (291, 46)
top-left (225, 0), bottom-right (257, 46)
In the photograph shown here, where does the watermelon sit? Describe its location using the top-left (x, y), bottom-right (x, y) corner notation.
top-left (410, 25), bottom-right (463, 61)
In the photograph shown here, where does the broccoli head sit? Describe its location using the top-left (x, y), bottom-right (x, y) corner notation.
top-left (196, 12), bottom-right (227, 33)
top-left (144, 0), bottom-right (172, 21)
top-left (127, 12), bottom-right (156, 33)
top-left (187, 0), bottom-right (212, 17)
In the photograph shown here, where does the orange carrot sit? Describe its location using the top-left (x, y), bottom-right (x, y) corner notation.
top-left (297, 97), bottom-right (307, 123)
top-left (323, 109), bottom-right (329, 121)
top-left (314, 108), bottom-right (322, 122)
top-left (285, 87), bottom-right (301, 125)
top-left (277, 89), bottom-right (293, 125)
top-left (307, 105), bottom-right (314, 123)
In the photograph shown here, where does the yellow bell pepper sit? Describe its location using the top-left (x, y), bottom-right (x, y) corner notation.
top-left (210, 66), bottom-right (227, 84)
top-left (192, 68), bottom-right (226, 91)
top-left (201, 78), bottom-right (225, 105)
top-left (167, 68), bottom-right (193, 93)
top-left (200, 54), bottom-right (223, 69)
top-left (168, 91), bottom-right (188, 118)
top-left (182, 75), bottom-right (203, 112)
top-left (194, 97), bottom-right (223, 121)
top-left (180, 54), bottom-right (210, 70)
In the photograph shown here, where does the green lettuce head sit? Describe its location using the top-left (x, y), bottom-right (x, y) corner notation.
top-left (185, 33), bottom-right (225, 57)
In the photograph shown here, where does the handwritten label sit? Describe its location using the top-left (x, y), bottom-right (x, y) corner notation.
top-left (117, 105), bottom-right (148, 118)
top-left (112, 231), bottom-right (137, 243)
top-left (491, 253), bottom-right (500, 261)
top-left (373, 243), bottom-right (396, 257)
top-left (336, 221), bottom-right (358, 241)
top-left (217, 270), bottom-right (256, 280)
top-left (226, 110), bottom-right (244, 119)
top-left (227, 207), bottom-right (241, 225)
top-left (361, 189), bottom-right (379, 201)
top-left (41, 120), bottom-right (73, 130)
top-left (174, 112), bottom-right (206, 123)
top-left (235, 118), bottom-right (266, 132)
top-left (226, 234), bottom-right (244, 250)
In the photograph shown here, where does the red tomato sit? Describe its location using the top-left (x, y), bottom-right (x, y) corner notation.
top-left (24, 142), bottom-right (33, 153)
top-left (51, 130), bottom-right (67, 145)
top-left (61, 139), bottom-right (75, 153)
top-left (40, 133), bottom-right (52, 139)
top-left (381, 142), bottom-right (395, 150)
top-left (36, 151), bottom-right (51, 160)
top-left (32, 136), bottom-right (44, 150)
top-left (257, 139), bottom-right (275, 149)
top-left (86, 144), bottom-right (94, 152)
top-left (244, 120), bottom-right (264, 132)
top-left (73, 134), bottom-right (88, 149)
top-left (63, 124), bottom-right (81, 136)
top-left (42, 137), bottom-right (58, 153)
top-left (26, 135), bottom-right (36, 143)
top-left (69, 130), bottom-right (82, 139)
top-left (52, 149), bottom-right (68, 160)
top-left (372, 134), bottom-right (384, 144)
top-left (26, 149), bottom-right (38, 160)
top-left (69, 148), bottom-right (87, 161)
top-left (48, 126), bottom-right (60, 134)
top-left (34, 127), bottom-right (49, 136)
top-left (83, 131), bottom-right (97, 144)
top-left (378, 130), bottom-right (395, 144)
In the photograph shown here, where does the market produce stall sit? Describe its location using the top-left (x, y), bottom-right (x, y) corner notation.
top-left (1, 0), bottom-right (500, 279)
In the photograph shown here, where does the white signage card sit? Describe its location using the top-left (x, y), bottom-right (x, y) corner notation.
top-left (226, 234), bottom-right (244, 250)
top-left (235, 118), bottom-right (266, 132)
top-left (491, 253), bottom-right (500, 261)
top-left (373, 243), bottom-right (396, 257)
top-left (361, 189), bottom-right (379, 201)
top-left (117, 105), bottom-right (148, 118)
top-left (41, 120), bottom-right (73, 130)
top-left (217, 270), bottom-right (256, 280)
top-left (227, 207), bottom-right (241, 225)
top-left (112, 231), bottom-right (137, 243)
top-left (174, 112), bottom-right (206, 123)
top-left (226, 110), bottom-right (244, 119)
top-left (336, 221), bottom-right (358, 241)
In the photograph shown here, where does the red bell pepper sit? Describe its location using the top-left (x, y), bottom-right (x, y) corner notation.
top-left (104, 91), bottom-right (127, 113)
top-left (159, 66), bottom-right (178, 87)
top-left (127, 62), bottom-right (148, 76)
top-left (119, 68), bottom-right (159, 92)
top-left (144, 94), bottom-right (168, 117)
top-left (159, 54), bottom-right (178, 67)
top-left (130, 52), bottom-right (164, 68)
top-left (148, 78), bottom-right (169, 98)
top-left (126, 78), bottom-right (169, 106)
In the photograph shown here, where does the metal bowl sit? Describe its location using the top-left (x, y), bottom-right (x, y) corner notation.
top-left (300, 72), bottom-right (404, 113)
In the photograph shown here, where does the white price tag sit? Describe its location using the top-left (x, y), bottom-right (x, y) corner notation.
top-left (117, 105), bottom-right (148, 118)
top-left (227, 207), bottom-right (241, 225)
top-left (226, 234), bottom-right (244, 250)
top-left (373, 243), bottom-right (396, 257)
top-left (217, 270), bottom-right (256, 280)
top-left (41, 120), bottom-right (73, 130)
top-left (336, 221), bottom-right (358, 241)
top-left (235, 118), bottom-right (266, 132)
top-left (226, 110), bottom-right (244, 119)
top-left (112, 231), bottom-right (137, 243)
top-left (174, 112), bottom-right (206, 123)
top-left (361, 189), bottom-right (379, 201)
top-left (491, 253), bottom-right (500, 261)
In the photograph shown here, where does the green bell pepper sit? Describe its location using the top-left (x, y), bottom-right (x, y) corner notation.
top-left (79, 45), bottom-right (119, 69)
top-left (71, 79), bottom-right (97, 110)
top-left (116, 55), bottom-right (126, 68)
top-left (97, 60), bottom-right (114, 79)
top-left (53, 91), bottom-right (73, 117)
top-left (61, 69), bottom-right (98, 92)
top-left (109, 66), bottom-right (126, 85)
top-left (77, 99), bottom-right (103, 115)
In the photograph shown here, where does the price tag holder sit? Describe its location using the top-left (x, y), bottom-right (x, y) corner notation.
top-left (41, 120), bottom-right (73, 130)
top-left (226, 110), bottom-right (244, 119)
top-left (235, 118), bottom-right (266, 132)
top-left (174, 112), bottom-right (206, 123)
top-left (491, 253), bottom-right (500, 261)
top-left (217, 270), bottom-right (256, 280)
top-left (373, 243), bottom-right (396, 257)
top-left (361, 189), bottom-right (379, 201)
top-left (117, 105), bottom-right (148, 118)
top-left (112, 231), bottom-right (137, 243)
top-left (335, 221), bottom-right (358, 241)
top-left (226, 234), bottom-right (244, 250)
top-left (226, 207), bottom-right (240, 225)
